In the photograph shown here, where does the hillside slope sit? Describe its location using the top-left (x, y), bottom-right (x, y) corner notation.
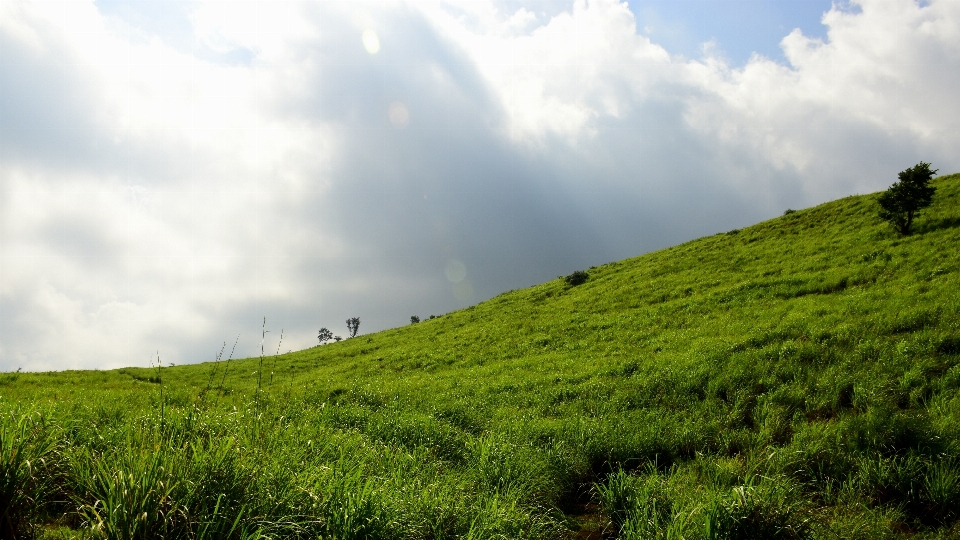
top-left (4, 173), bottom-right (960, 539)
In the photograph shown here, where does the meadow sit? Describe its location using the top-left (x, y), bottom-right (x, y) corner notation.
top-left (3, 173), bottom-right (960, 539)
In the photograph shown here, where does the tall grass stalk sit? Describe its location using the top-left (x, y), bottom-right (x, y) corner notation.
top-left (218, 334), bottom-right (240, 397)
top-left (256, 317), bottom-right (267, 417)
top-left (204, 341), bottom-right (227, 395)
top-left (155, 351), bottom-right (164, 428)
top-left (270, 329), bottom-right (283, 386)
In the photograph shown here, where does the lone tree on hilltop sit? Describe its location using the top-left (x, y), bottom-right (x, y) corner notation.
top-left (410, 315), bottom-right (420, 324)
top-left (346, 317), bottom-right (360, 338)
top-left (878, 162), bottom-right (938, 235)
top-left (318, 327), bottom-right (333, 344)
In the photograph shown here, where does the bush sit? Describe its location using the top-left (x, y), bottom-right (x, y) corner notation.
top-left (877, 162), bottom-right (937, 235)
top-left (564, 270), bottom-right (589, 286)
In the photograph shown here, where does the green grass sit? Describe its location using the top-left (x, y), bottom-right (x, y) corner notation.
top-left (4, 173), bottom-right (960, 539)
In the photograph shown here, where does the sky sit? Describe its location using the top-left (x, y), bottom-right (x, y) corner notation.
top-left (1, 0), bottom-right (958, 372)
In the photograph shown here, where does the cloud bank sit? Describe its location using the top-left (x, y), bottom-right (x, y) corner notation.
top-left (1, 0), bottom-right (958, 370)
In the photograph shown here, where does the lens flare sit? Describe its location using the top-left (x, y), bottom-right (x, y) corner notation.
top-left (362, 29), bottom-right (380, 54)
top-left (445, 259), bottom-right (466, 283)
top-left (389, 102), bottom-right (409, 128)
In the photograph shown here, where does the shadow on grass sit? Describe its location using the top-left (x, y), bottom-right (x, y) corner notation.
top-left (915, 216), bottom-right (960, 234)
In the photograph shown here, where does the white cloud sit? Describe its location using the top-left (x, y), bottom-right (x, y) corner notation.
top-left (422, 0), bottom-right (673, 143)
top-left (421, 0), bottom-right (958, 197)
top-left (0, 0), bottom-right (333, 369)
top-left (1, 0), bottom-right (958, 371)
top-left (682, 0), bottom-right (960, 199)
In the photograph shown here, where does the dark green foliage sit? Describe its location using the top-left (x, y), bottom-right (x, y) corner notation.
top-left (318, 327), bottom-right (333, 344)
top-left (853, 454), bottom-right (960, 526)
top-left (877, 162), bottom-right (938, 234)
top-left (410, 316), bottom-right (419, 324)
top-left (922, 458), bottom-right (960, 524)
top-left (564, 270), bottom-right (589, 286)
top-left (346, 317), bottom-right (360, 338)
top-left (704, 484), bottom-right (812, 540)
top-left (936, 336), bottom-right (960, 356)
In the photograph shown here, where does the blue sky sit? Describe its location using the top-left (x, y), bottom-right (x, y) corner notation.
top-left (1, 0), bottom-right (958, 371)
top-left (628, 0), bottom-right (833, 62)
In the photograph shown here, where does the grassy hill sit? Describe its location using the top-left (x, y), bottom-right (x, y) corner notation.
top-left (4, 173), bottom-right (960, 539)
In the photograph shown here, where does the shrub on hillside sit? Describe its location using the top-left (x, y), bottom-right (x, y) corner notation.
top-left (564, 270), bottom-right (589, 286)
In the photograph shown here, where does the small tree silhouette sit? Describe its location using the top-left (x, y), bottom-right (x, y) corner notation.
top-left (318, 327), bottom-right (333, 344)
top-left (346, 317), bottom-right (360, 338)
top-left (878, 162), bottom-right (938, 235)
top-left (564, 270), bottom-right (589, 286)
top-left (410, 315), bottom-right (420, 324)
